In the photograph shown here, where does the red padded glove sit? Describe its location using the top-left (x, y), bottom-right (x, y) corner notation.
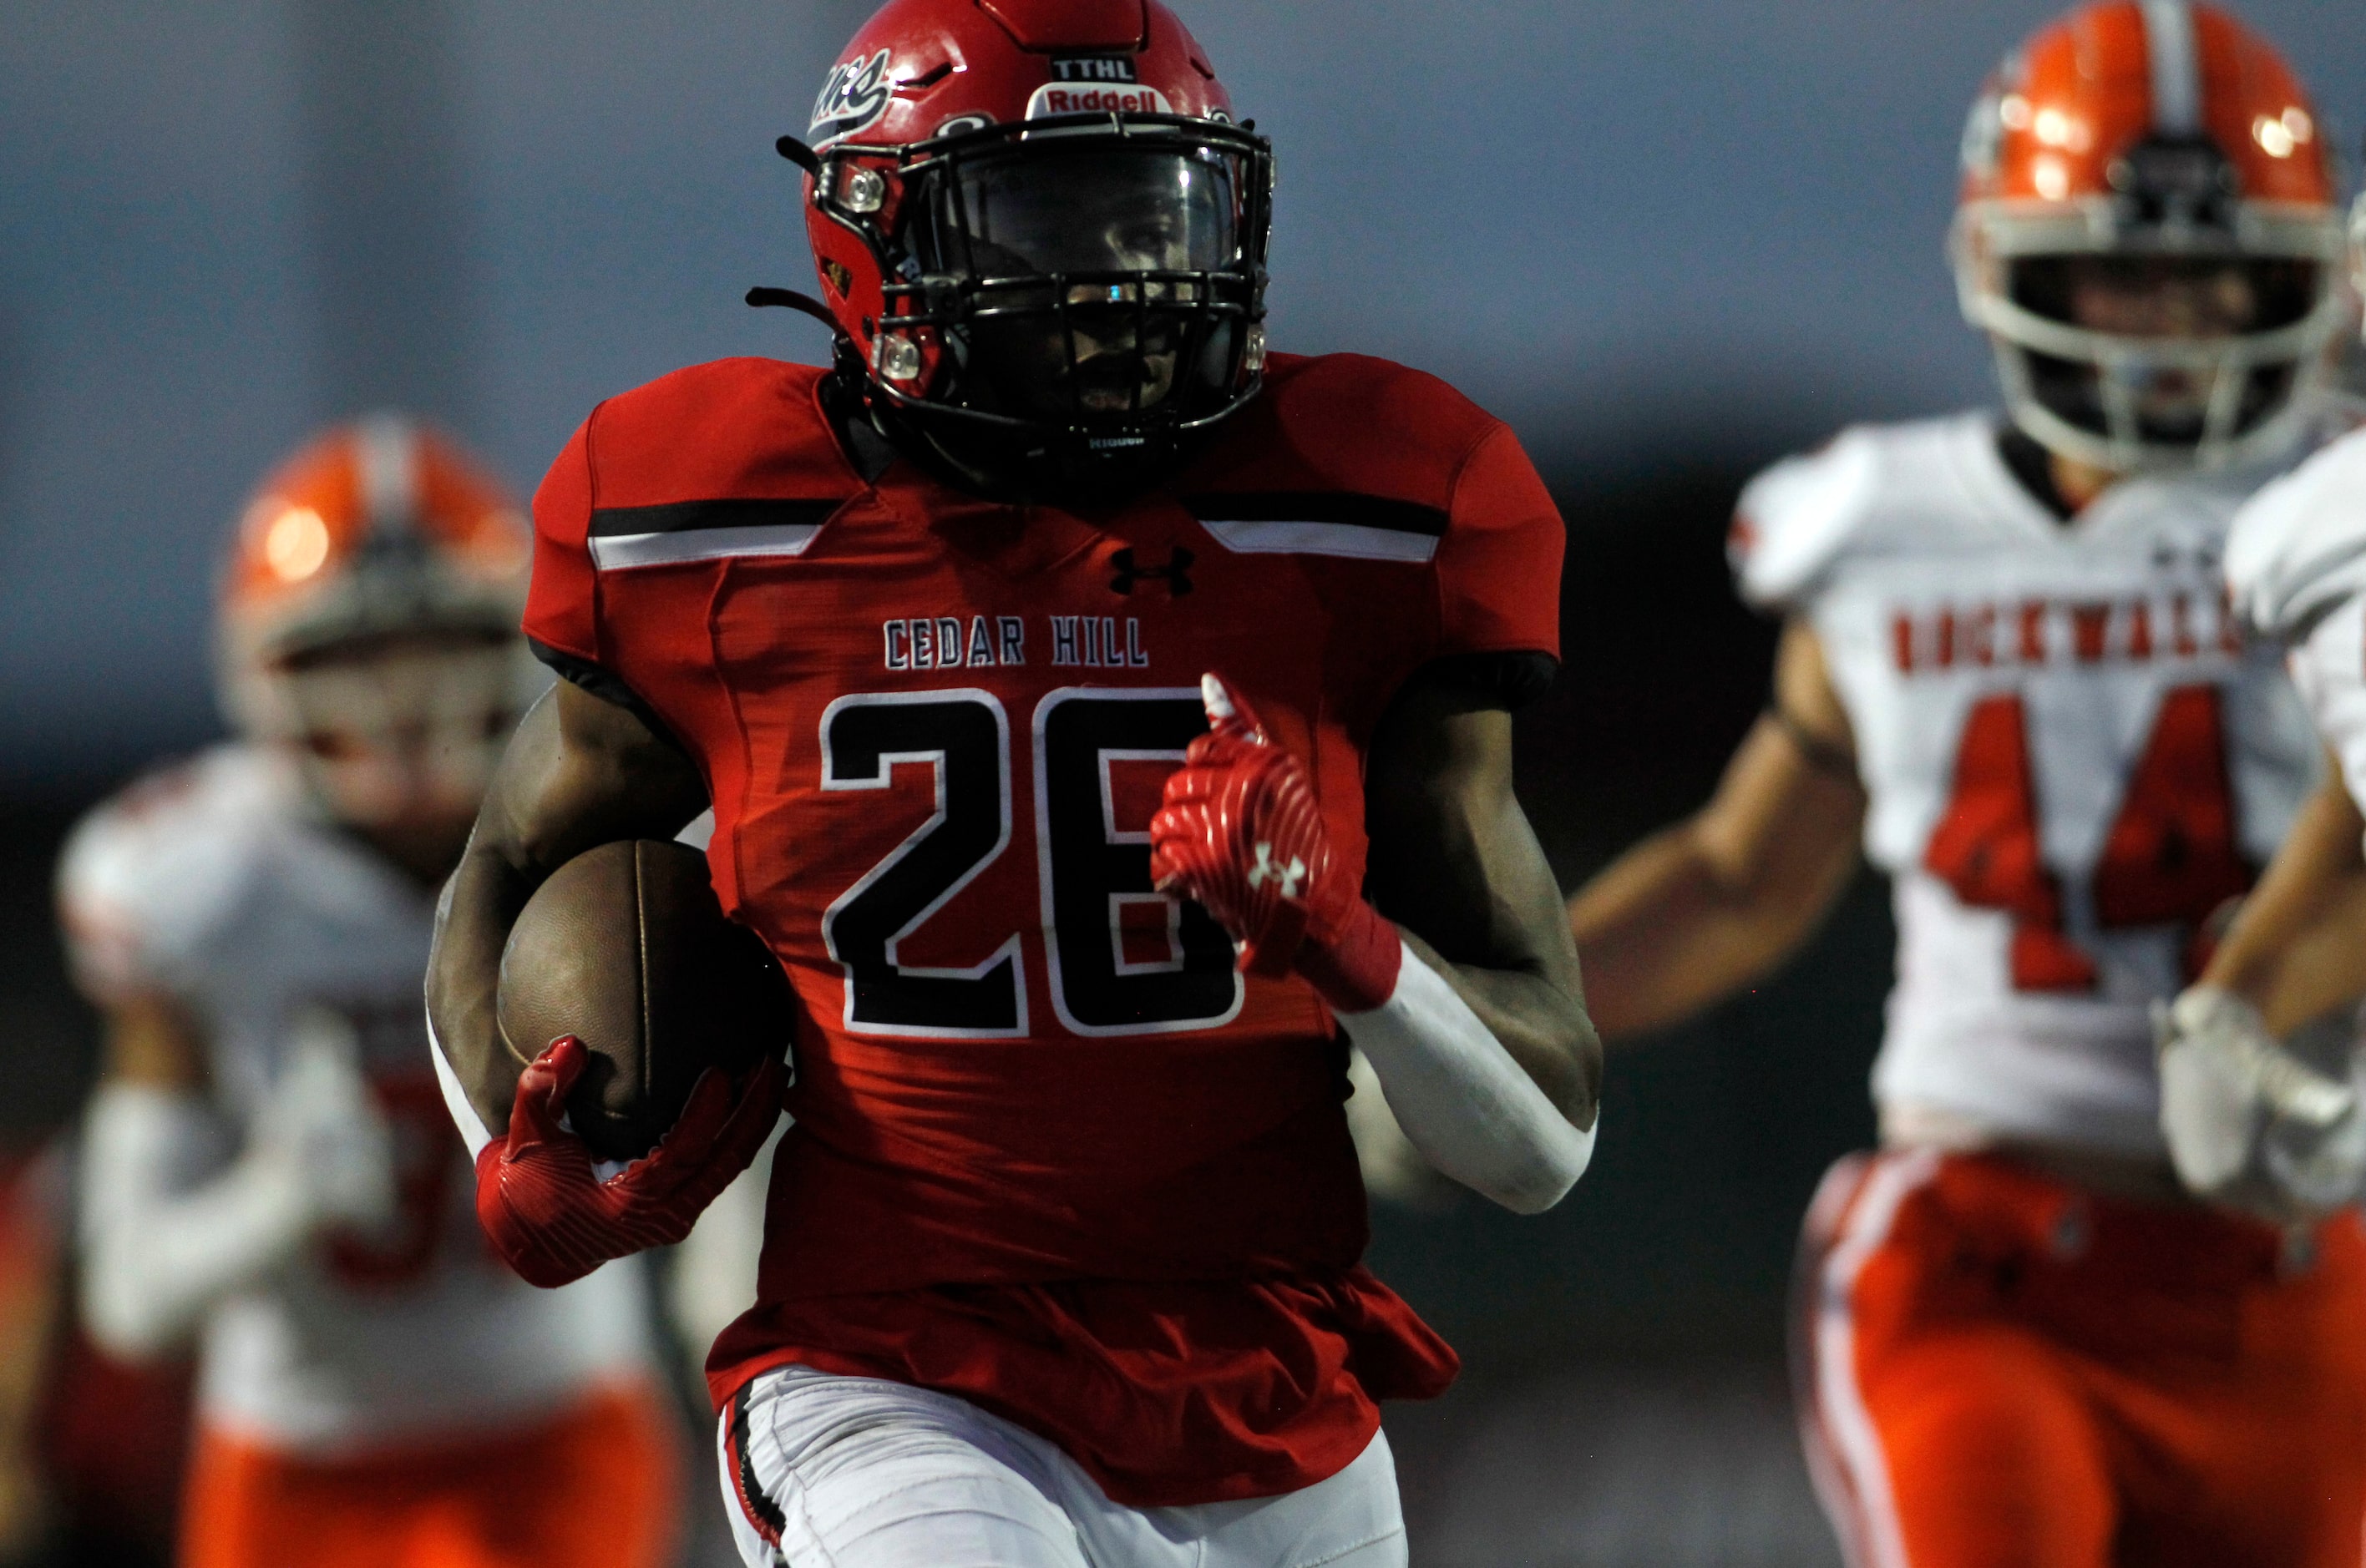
top-left (474, 1036), bottom-right (785, 1288)
top-left (1148, 675), bottom-right (1403, 1012)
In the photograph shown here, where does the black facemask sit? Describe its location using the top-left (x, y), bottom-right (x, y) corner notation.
top-left (842, 116), bottom-right (1273, 505)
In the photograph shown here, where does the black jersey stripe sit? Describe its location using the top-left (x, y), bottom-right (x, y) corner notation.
top-left (589, 498), bottom-right (846, 538)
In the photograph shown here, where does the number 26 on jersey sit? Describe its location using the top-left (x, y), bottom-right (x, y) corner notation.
top-left (819, 687), bottom-right (1244, 1040)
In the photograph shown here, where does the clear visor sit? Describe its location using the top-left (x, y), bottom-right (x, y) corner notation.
top-left (930, 145), bottom-right (1239, 285)
top-left (906, 144), bottom-right (1253, 424)
top-left (2008, 255), bottom-right (2323, 338)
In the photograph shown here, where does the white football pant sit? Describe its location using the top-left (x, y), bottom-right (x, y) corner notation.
top-left (718, 1366), bottom-right (1406, 1568)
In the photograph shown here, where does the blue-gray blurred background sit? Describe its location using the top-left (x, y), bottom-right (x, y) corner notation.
top-left (4, 3), bottom-right (2363, 1564)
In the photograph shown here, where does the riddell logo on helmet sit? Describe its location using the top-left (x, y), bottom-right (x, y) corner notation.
top-left (1026, 82), bottom-right (1174, 119)
top-left (812, 48), bottom-right (894, 144)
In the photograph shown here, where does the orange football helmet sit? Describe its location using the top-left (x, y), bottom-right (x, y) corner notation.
top-left (1953, 1), bottom-right (2347, 471)
top-left (219, 415), bottom-right (540, 831)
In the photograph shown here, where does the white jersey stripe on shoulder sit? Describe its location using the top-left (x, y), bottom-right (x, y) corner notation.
top-left (2141, 2), bottom-right (2201, 136)
top-left (355, 411), bottom-right (420, 539)
top-left (590, 524), bottom-right (824, 571)
top-left (1198, 519), bottom-right (1438, 563)
top-left (1811, 1148), bottom-right (1941, 1568)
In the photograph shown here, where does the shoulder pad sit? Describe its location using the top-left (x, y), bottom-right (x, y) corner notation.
top-left (1207, 353), bottom-right (1502, 500)
top-left (585, 358), bottom-right (860, 509)
top-left (1729, 417), bottom-right (1989, 611)
top-left (2225, 429), bottom-right (2366, 641)
top-left (1728, 426), bottom-right (1891, 610)
top-left (57, 749), bottom-right (281, 1001)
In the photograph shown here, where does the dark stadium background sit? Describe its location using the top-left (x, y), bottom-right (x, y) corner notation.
top-left (5, 3), bottom-right (2363, 1564)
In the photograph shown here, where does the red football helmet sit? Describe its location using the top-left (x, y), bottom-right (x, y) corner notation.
top-left (220, 416), bottom-right (540, 832)
top-left (1953, 2), bottom-right (2347, 472)
top-left (783, 0), bottom-right (1273, 497)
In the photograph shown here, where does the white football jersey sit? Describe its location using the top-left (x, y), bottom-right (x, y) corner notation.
top-left (2227, 429), bottom-right (2366, 818)
top-left (1734, 414), bottom-right (2318, 1156)
top-left (58, 746), bottom-right (653, 1454)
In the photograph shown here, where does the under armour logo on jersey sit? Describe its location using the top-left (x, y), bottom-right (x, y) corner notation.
top-left (1110, 547), bottom-right (1194, 597)
top-left (1249, 842), bottom-right (1305, 899)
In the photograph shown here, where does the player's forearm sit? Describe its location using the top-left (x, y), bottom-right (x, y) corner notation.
top-left (1568, 824), bottom-right (1833, 1037)
top-left (2252, 874), bottom-right (2366, 1038)
top-left (2202, 769), bottom-right (2366, 1031)
top-left (1358, 694), bottom-right (1600, 1110)
top-left (79, 1085), bottom-right (301, 1358)
top-left (1340, 690), bottom-right (1602, 1209)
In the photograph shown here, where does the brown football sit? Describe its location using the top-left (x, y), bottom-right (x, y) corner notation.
top-left (497, 839), bottom-right (793, 1162)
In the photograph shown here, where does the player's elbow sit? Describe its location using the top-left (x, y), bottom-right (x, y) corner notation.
top-left (1519, 1002), bottom-right (1602, 1137)
top-left (1475, 1143), bottom-right (1589, 1215)
top-left (1487, 971), bottom-right (1601, 1115)
top-left (1493, 1183), bottom-right (1571, 1216)
top-left (1559, 1010), bottom-right (1604, 1121)
top-left (1459, 1115), bottom-right (1597, 1215)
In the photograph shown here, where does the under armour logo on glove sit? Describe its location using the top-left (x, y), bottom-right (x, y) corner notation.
top-left (1249, 842), bottom-right (1306, 898)
top-left (1109, 547), bottom-right (1195, 597)
top-left (1146, 675), bottom-right (1346, 980)
top-left (1148, 674), bottom-right (1401, 1008)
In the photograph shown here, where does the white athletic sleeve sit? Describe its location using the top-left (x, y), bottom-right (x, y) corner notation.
top-left (426, 1009), bottom-right (495, 1161)
top-left (1336, 943), bottom-right (1595, 1215)
top-left (1342, 1049), bottom-right (1453, 1208)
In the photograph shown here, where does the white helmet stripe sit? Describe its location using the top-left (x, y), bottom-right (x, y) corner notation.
top-left (2141, 1), bottom-right (2202, 137)
top-left (354, 411), bottom-right (419, 540)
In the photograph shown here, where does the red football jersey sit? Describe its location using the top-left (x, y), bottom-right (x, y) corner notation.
top-left (524, 351), bottom-right (1562, 1504)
